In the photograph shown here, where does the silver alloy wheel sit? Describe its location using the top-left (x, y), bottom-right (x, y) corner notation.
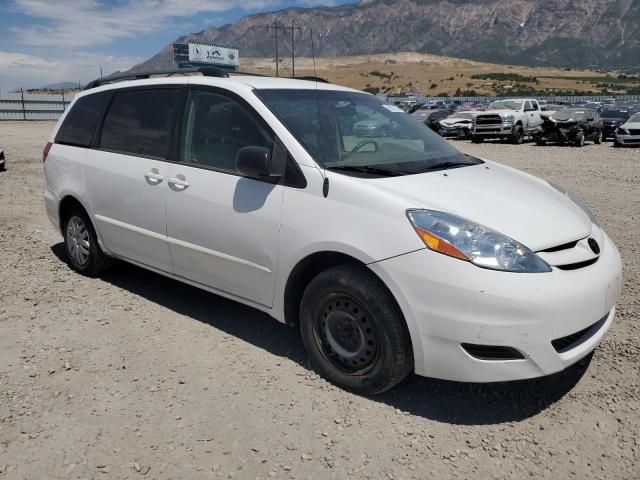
top-left (66, 216), bottom-right (90, 266)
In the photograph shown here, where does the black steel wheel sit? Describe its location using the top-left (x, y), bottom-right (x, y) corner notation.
top-left (300, 264), bottom-right (413, 395)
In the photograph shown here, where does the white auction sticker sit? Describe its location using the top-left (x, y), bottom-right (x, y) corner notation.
top-left (382, 104), bottom-right (404, 113)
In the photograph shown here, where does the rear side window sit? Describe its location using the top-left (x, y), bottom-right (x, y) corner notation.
top-left (55, 92), bottom-right (111, 147)
top-left (99, 88), bottom-right (180, 158)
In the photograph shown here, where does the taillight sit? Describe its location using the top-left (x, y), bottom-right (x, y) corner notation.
top-left (43, 142), bottom-right (52, 162)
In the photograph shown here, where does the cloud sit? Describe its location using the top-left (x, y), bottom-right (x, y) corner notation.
top-left (0, 50), bottom-right (142, 89)
top-left (9, 0), bottom-right (283, 48)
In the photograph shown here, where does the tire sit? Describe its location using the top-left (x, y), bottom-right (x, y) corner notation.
top-left (511, 125), bottom-right (524, 145)
top-left (614, 139), bottom-right (621, 148)
top-left (533, 135), bottom-right (546, 146)
top-left (63, 209), bottom-right (113, 277)
top-left (574, 130), bottom-right (585, 147)
top-left (471, 135), bottom-right (484, 143)
top-left (299, 264), bottom-right (413, 395)
top-left (594, 130), bottom-right (602, 145)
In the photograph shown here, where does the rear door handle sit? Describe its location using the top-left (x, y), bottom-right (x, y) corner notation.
top-left (168, 176), bottom-right (190, 190)
top-left (144, 170), bottom-right (164, 185)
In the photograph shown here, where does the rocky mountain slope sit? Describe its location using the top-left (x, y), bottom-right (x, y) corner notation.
top-left (131, 0), bottom-right (640, 72)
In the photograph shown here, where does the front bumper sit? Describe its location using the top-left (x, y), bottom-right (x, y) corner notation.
top-left (369, 231), bottom-right (622, 382)
top-left (473, 125), bottom-right (513, 137)
top-left (615, 134), bottom-right (640, 146)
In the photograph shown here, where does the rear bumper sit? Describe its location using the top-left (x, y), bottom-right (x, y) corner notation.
top-left (44, 187), bottom-right (61, 233)
top-left (369, 231), bottom-right (622, 382)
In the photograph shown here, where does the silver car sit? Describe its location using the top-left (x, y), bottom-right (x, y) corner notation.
top-left (614, 113), bottom-right (640, 147)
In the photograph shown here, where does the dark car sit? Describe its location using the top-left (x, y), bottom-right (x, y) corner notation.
top-left (533, 108), bottom-right (603, 147)
top-left (0, 144), bottom-right (5, 172)
top-left (411, 108), bottom-right (450, 133)
top-left (600, 108), bottom-right (631, 140)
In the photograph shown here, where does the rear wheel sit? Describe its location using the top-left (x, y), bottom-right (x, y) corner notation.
top-left (574, 130), bottom-right (585, 147)
top-left (63, 209), bottom-right (113, 276)
top-left (511, 125), bottom-right (524, 144)
top-left (299, 264), bottom-right (413, 395)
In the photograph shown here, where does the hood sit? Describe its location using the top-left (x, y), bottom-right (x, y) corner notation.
top-left (440, 118), bottom-right (471, 126)
top-left (479, 109), bottom-right (516, 116)
top-left (621, 121), bottom-right (640, 129)
top-left (367, 161), bottom-right (592, 251)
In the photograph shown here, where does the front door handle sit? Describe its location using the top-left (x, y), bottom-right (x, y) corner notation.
top-left (168, 176), bottom-right (190, 191)
top-left (144, 170), bottom-right (164, 185)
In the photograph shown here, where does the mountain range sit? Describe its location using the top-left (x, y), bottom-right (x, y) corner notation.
top-left (131, 0), bottom-right (640, 73)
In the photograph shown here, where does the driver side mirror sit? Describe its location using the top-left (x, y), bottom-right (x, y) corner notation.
top-left (235, 145), bottom-right (285, 179)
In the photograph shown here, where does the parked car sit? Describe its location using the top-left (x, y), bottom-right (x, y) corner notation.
top-left (614, 112), bottom-right (640, 147)
top-left (601, 108), bottom-right (631, 140)
top-left (471, 99), bottom-right (543, 144)
top-left (438, 111), bottom-right (476, 139)
top-left (43, 68), bottom-right (622, 394)
top-left (533, 108), bottom-right (603, 147)
top-left (411, 108), bottom-right (449, 132)
top-left (0, 144), bottom-right (5, 171)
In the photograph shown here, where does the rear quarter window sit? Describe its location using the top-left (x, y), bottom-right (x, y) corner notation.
top-left (55, 92), bottom-right (111, 147)
top-left (99, 88), bottom-right (180, 159)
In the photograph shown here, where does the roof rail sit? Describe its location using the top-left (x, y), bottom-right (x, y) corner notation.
top-left (294, 76), bottom-right (329, 83)
top-left (83, 66), bottom-right (230, 90)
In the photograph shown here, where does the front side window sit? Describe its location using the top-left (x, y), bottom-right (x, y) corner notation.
top-left (180, 90), bottom-right (273, 173)
top-left (55, 92), bottom-right (111, 147)
top-left (99, 88), bottom-right (179, 158)
top-left (256, 89), bottom-right (479, 176)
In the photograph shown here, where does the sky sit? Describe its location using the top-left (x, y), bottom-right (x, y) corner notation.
top-left (0, 0), bottom-right (354, 90)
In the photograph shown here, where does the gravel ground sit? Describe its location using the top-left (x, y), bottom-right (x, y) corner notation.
top-left (0, 121), bottom-right (638, 480)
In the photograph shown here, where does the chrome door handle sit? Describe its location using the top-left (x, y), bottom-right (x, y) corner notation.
top-left (144, 171), bottom-right (164, 185)
top-left (168, 177), bottom-right (190, 190)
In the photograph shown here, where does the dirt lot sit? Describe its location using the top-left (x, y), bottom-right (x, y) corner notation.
top-left (0, 121), bottom-right (638, 480)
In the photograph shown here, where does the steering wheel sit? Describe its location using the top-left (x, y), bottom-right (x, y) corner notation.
top-left (344, 139), bottom-right (379, 159)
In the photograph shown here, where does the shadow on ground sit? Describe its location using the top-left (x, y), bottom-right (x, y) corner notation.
top-left (52, 243), bottom-right (590, 426)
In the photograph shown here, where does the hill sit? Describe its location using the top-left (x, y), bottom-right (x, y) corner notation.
top-left (131, 0), bottom-right (640, 74)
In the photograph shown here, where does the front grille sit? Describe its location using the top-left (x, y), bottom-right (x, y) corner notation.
top-left (555, 257), bottom-right (599, 270)
top-left (540, 240), bottom-right (579, 253)
top-left (461, 344), bottom-right (525, 361)
top-left (551, 313), bottom-right (609, 353)
top-left (475, 115), bottom-right (502, 125)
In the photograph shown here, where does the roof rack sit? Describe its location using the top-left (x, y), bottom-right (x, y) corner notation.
top-left (83, 66), bottom-right (230, 90)
top-left (294, 76), bottom-right (329, 83)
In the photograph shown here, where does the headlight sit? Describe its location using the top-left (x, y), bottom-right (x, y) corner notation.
top-left (617, 127), bottom-right (629, 135)
top-left (406, 210), bottom-right (551, 273)
top-left (551, 184), bottom-right (598, 226)
top-left (502, 115), bottom-right (515, 124)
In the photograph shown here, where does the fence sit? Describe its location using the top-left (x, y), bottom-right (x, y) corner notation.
top-left (0, 90), bottom-right (75, 121)
top-left (383, 93), bottom-right (640, 105)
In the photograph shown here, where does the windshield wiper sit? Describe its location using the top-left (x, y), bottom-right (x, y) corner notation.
top-left (419, 161), bottom-right (474, 172)
top-left (326, 165), bottom-right (407, 177)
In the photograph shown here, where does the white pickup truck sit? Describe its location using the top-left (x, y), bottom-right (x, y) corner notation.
top-left (471, 99), bottom-right (543, 144)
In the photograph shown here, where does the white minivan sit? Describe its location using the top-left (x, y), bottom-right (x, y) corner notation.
top-left (44, 68), bottom-right (622, 394)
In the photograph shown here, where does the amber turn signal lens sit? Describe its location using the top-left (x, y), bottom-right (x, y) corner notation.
top-left (415, 228), bottom-right (469, 261)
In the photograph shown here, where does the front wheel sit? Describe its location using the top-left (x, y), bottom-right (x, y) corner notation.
top-left (511, 125), bottom-right (524, 145)
top-left (299, 264), bottom-right (413, 395)
top-left (594, 130), bottom-right (603, 145)
top-left (471, 135), bottom-right (484, 143)
top-left (574, 130), bottom-right (585, 147)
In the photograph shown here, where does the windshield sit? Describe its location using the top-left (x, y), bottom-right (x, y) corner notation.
top-left (629, 113), bottom-right (640, 122)
top-left (489, 100), bottom-right (523, 110)
top-left (255, 89), bottom-right (481, 175)
top-left (601, 110), bottom-right (629, 118)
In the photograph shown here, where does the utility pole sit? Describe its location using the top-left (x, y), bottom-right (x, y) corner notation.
top-left (266, 20), bottom-right (301, 77)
